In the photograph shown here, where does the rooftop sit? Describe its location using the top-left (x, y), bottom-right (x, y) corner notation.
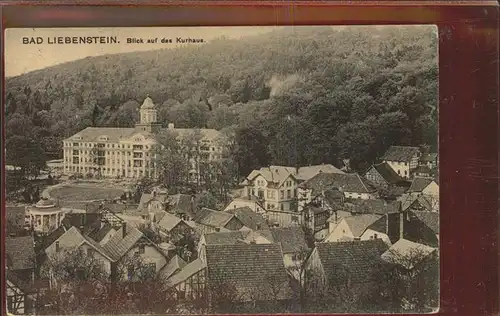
top-left (270, 226), bottom-right (308, 254)
top-left (382, 146), bottom-right (421, 162)
top-left (369, 162), bottom-right (405, 185)
top-left (192, 208), bottom-right (236, 228)
top-left (343, 214), bottom-right (384, 237)
top-left (226, 206), bottom-right (270, 231)
top-left (298, 172), bottom-right (377, 195)
top-left (381, 239), bottom-right (436, 270)
top-left (6, 236), bottom-right (35, 271)
top-left (408, 177), bottom-right (436, 193)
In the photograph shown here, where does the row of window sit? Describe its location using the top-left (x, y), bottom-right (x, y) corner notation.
top-left (66, 142), bottom-right (152, 150)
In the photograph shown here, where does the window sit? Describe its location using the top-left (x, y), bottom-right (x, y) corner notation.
top-left (138, 245), bottom-right (145, 254)
top-left (291, 216), bottom-right (299, 223)
top-left (178, 290), bottom-right (186, 299)
top-left (87, 248), bottom-right (94, 257)
top-left (280, 204), bottom-right (284, 211)
top-left (280, 190), bottom-right (285, 199)
top-left (287, 189), bottom-right (291, 198)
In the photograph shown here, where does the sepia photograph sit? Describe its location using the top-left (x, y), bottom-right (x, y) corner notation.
top-left (4, 25), bottom-right (439, 315)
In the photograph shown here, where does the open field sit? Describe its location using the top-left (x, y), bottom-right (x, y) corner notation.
top-left (49, 184), bottom-right (125, 202)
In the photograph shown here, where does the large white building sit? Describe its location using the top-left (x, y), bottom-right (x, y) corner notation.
top-left (63, 96), bottom-right (224, 180)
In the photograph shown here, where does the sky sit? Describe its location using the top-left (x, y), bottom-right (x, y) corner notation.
top-left (4, 26), bottom-right (282, 77)
top-left (4, 25), bottom-right (436, 78)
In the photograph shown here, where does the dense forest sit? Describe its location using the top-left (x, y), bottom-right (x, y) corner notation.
top-left (5, 26), bottom-right (438, 177)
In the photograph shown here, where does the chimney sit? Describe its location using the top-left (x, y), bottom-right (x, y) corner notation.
top-left (168, 123), bottom-right (175, 130)
top-left (55, 241), bottom-right (60, 253)
top-left (335, 211), bottom-right (338, 223)
top-left (122, 222), bottom-right (127, 238)
top-left (385, 214), bottom-right (389, 236)
top-left (215, 227), bottom-right (220, 232)
top-left (399, 212), bottom-right (404, 240)
top-left (152, 190), bottom-right (156, 198)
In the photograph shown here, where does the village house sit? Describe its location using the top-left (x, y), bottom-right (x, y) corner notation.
top-left (381, 146), bottom-right (421, 180)
top-left (324, 214), bottom-right (384, 243)
top-left (241, 164), bottom-right (344, 212)
top-left (364, 162), bottom-right (407, 189)
top-left (407, 177), bottom-right (439, 199)
top-left (412, 165), bottom-right (433, 178)
top-left (6, 270), bottom-right (37, 315)
top-left (222, 195), bottom-right (266, 215)
top-left (225, 206), bottom-right (270, 231)
top-left (167, 193), bottom-right (196, 220)
top-left (410, 211), bottom-right (439, 241)
top-left (165, 258), bottom-right (207, 301)
top-left (419, 152), bottom-right (438, 170)
top-left (137, 188), bottom-right (170, 215)
top-left (204, 243), bottom-right (293, 305)
top-left (150, 211), bottom-right (195, 241)
top-left (304, 240), bottom-right (389, 300)
top-left (400, 193), bottom-right (439, 212)
top-left (63, 96), bottom-right (224, 180)
top-left (381, 238), bottom-right (438, 272)
top-left (6, 236), bottom-right (36, 285)
top-left (192, 208), bottom-right (244, 235)
top-left (159, 254), bottom-right (188, 281)
top-left (297, 172), bottom-right (378, 207)
top-left (269, 227), bottom-right (309, 276)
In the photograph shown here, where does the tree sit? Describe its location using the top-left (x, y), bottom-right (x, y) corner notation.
top-left (233, 126), bottom-right (270, 177)
top-left (130, 177), bottom-right (157, 203)
top-left (6, 135), bottom-right (47, 179)
top-left (207, 268), bottom-right (241, 313)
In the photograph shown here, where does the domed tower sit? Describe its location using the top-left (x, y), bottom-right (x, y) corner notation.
top-left (135, 96), bottom-right (162, 133)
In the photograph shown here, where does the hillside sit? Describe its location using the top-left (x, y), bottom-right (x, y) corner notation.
top-left (5, 25), bottom-right (438, 176)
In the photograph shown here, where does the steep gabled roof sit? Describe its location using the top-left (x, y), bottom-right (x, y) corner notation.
top-left (86, 223), bottom-right (114, 243)
top-left (204, 231), bottom-right (247, 245)
top-left (296, 164), bottom-right (344, 181)
top-left (270, 227), bottom-right (308, 254)
top-left (343, 214), bottom-right (384, 237)
top-left (315, 240), bottom-right (389, 284)
top-left (420, 153), bottom-right (438, 163)
top-left (167, 194), bottom-right (194, 216)
top-left (298, 172), bottom-right (377, 195)
top-left (408, 177), bottom-right (435, 193)
top-left (166, 258), bottom-right (206, 288)
top-left (157, 212), bottom-right (184, 232)
top-left (6, 236), bottom-right (35, 270)
top-left (193, 208), bottom-right (236, 228)
top-left (226, 207), bottom-right (270, 231)
top-left (382, 146), bottom-right (420, 162)
top-left (381, 239), bottom-right (436, 270)
top-left (205, 243), bottom-right (292, 301)
top-left (246, 166), bottom-right (297, 187)
top-left (369, 162), bottom-right (405, 185)
top-left (345, 199), bottom-right (401, 215)
top-left (411, 211), bottom-right (439, 235)
top-left (101, 226), bottom-right (144, 261)
top-left (160, 254), bottom-right (187, 280)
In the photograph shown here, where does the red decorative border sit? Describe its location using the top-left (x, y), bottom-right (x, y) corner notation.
top-left (1, 2), bottom-right (498, 316)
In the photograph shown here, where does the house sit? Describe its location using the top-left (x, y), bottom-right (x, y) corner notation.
top-left (408, 177), bottom-right (439, 199)
top-left (412, 165), bottom-right (433, 178)
top-left (137, 189), bottom-right (170, 214)
top-left (6, 270), bottom-right (37, 315)
top-left (266, 209), bottom-right (303, 228)
top-left (364, 162), bottom-right (407, 189)
top-left (304, 240), bottom-right (389, 298)
top-left (400, 193), bottom-right (439, 212)
top-left (303, 206), bottom-right (330, 240)
top-left (5, 236), bottom-right (36, 284)
top-left (411, 211), bottom-right (439, 240)
top-left (152, 211), bottom-right (195, 240)
top-left (381, 146), bottom-right (421, 179)
top-left (192, 208), bottom-right (244, 234)
top-left (222, 195), bottom-right (266, 215)
top-left (420, 152), bottom-right (438, 170)
top-left (381, 239), bottom-right (437, 271)
top-left (167, 193), bottom-right (196, 220)
top-left (332, 199), bottom-right (402, 220)
top-left (165, 258), bottom-right (207, 301)
top-left (297, 172), bottom-right (378, 206)
top-left (270, 227), bottom-right (309, 276)
top-left (102, 224), bottom-right (172, 281)
top-left (205, 243), bottom-right (293, 303)
top-left (159, 254), bottom-right (188, 281)
top-left (241, 164), bottom-right (344, 212)
top-left (225, 206), bottom-right (270, 231)
top-left (324, 214), bottom-right (384, 243)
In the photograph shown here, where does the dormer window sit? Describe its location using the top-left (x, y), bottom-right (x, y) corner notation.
top-left (99, 136), bottom-right (109, 141)
top-left (74, 135), bottom-right (82, 141)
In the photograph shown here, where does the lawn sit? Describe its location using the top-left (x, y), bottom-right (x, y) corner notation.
top-left (49, 185), bottom-right (124, 201)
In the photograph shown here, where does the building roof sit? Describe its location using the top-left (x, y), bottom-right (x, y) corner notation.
top-left (298, 172), bottom-right (377, 195)
top-left (86, 223), bottom-right (114, 243)
top-left (226, 207), bottom-right (269, 231)
top-left (6, 236), bottom-right (35, 270)
top-left (295, 164), bottom-right (344, 181)
top-left (343, 214), bottom-right (384, 237)
top-left (270, 227), bottom-right (308, 254)
top-left (420, 153), bottom-right (438, 163)
top-left (412, 165), bottom-right (432, 174)
top-left (408, 177), bottom-right (435, 193)
top-left (411, 211), bottom-right (439, 235)
top-left (157, 212), bottom-right (184, 232)
top-left (137, 193), bottom-right (169, 212)
top-left (382, 146), bottom-right (421, 162)
top-left (246, 166), bottom-right (297, 187)
top-left (61, 213), bottom-right (102, 234)
top-left (101, 225), bottom-right (144, 261)
top-left (6, 270), bottom-right (35, 294)
top-left (160, 254), bottom-right (188, 281)
top-left (315, 240), bottom-right (389, 284)
top-left (166, 258), bottom-right (206, 288)
top-left (204, 231), bottom-right (247, 245)
top-left (243, 230), bottom-right (275, 244)
top-left (192, 208), bottom-right (235, 228)
top-left (370, 162), bottom-right (405, 185)
top-left (344, 199), bottom-right (401, 215)
top-left (205, 243), bottom-right (292, 301)
top-left (39, 226), bottom-right (67, 253)
top-left (381, 239), bottom-right (436, 270)
top-left (167, 194), bottom-right (194, 215)
top-left (141, 96), bottom-right (156, 109)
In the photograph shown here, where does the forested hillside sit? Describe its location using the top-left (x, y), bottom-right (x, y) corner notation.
top-left (5, 26), bottom-right (438, 175)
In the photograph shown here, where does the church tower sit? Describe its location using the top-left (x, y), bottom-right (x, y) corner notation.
top-left (135, 96), bottom-right (162, 133)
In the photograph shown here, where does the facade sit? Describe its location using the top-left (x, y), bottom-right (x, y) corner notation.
top-left (222, 196), bottom-right (266, 215)
top-left (63, 96), bottom-right (224, 180)
top-left (364, 162), bottom-right (406, 189)
top-left (25, 199), bottom-right (65, 235)
top-left (242, 164), bottom-right (344, 212)
top-left (381, 146), bottom-right (421, 180)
